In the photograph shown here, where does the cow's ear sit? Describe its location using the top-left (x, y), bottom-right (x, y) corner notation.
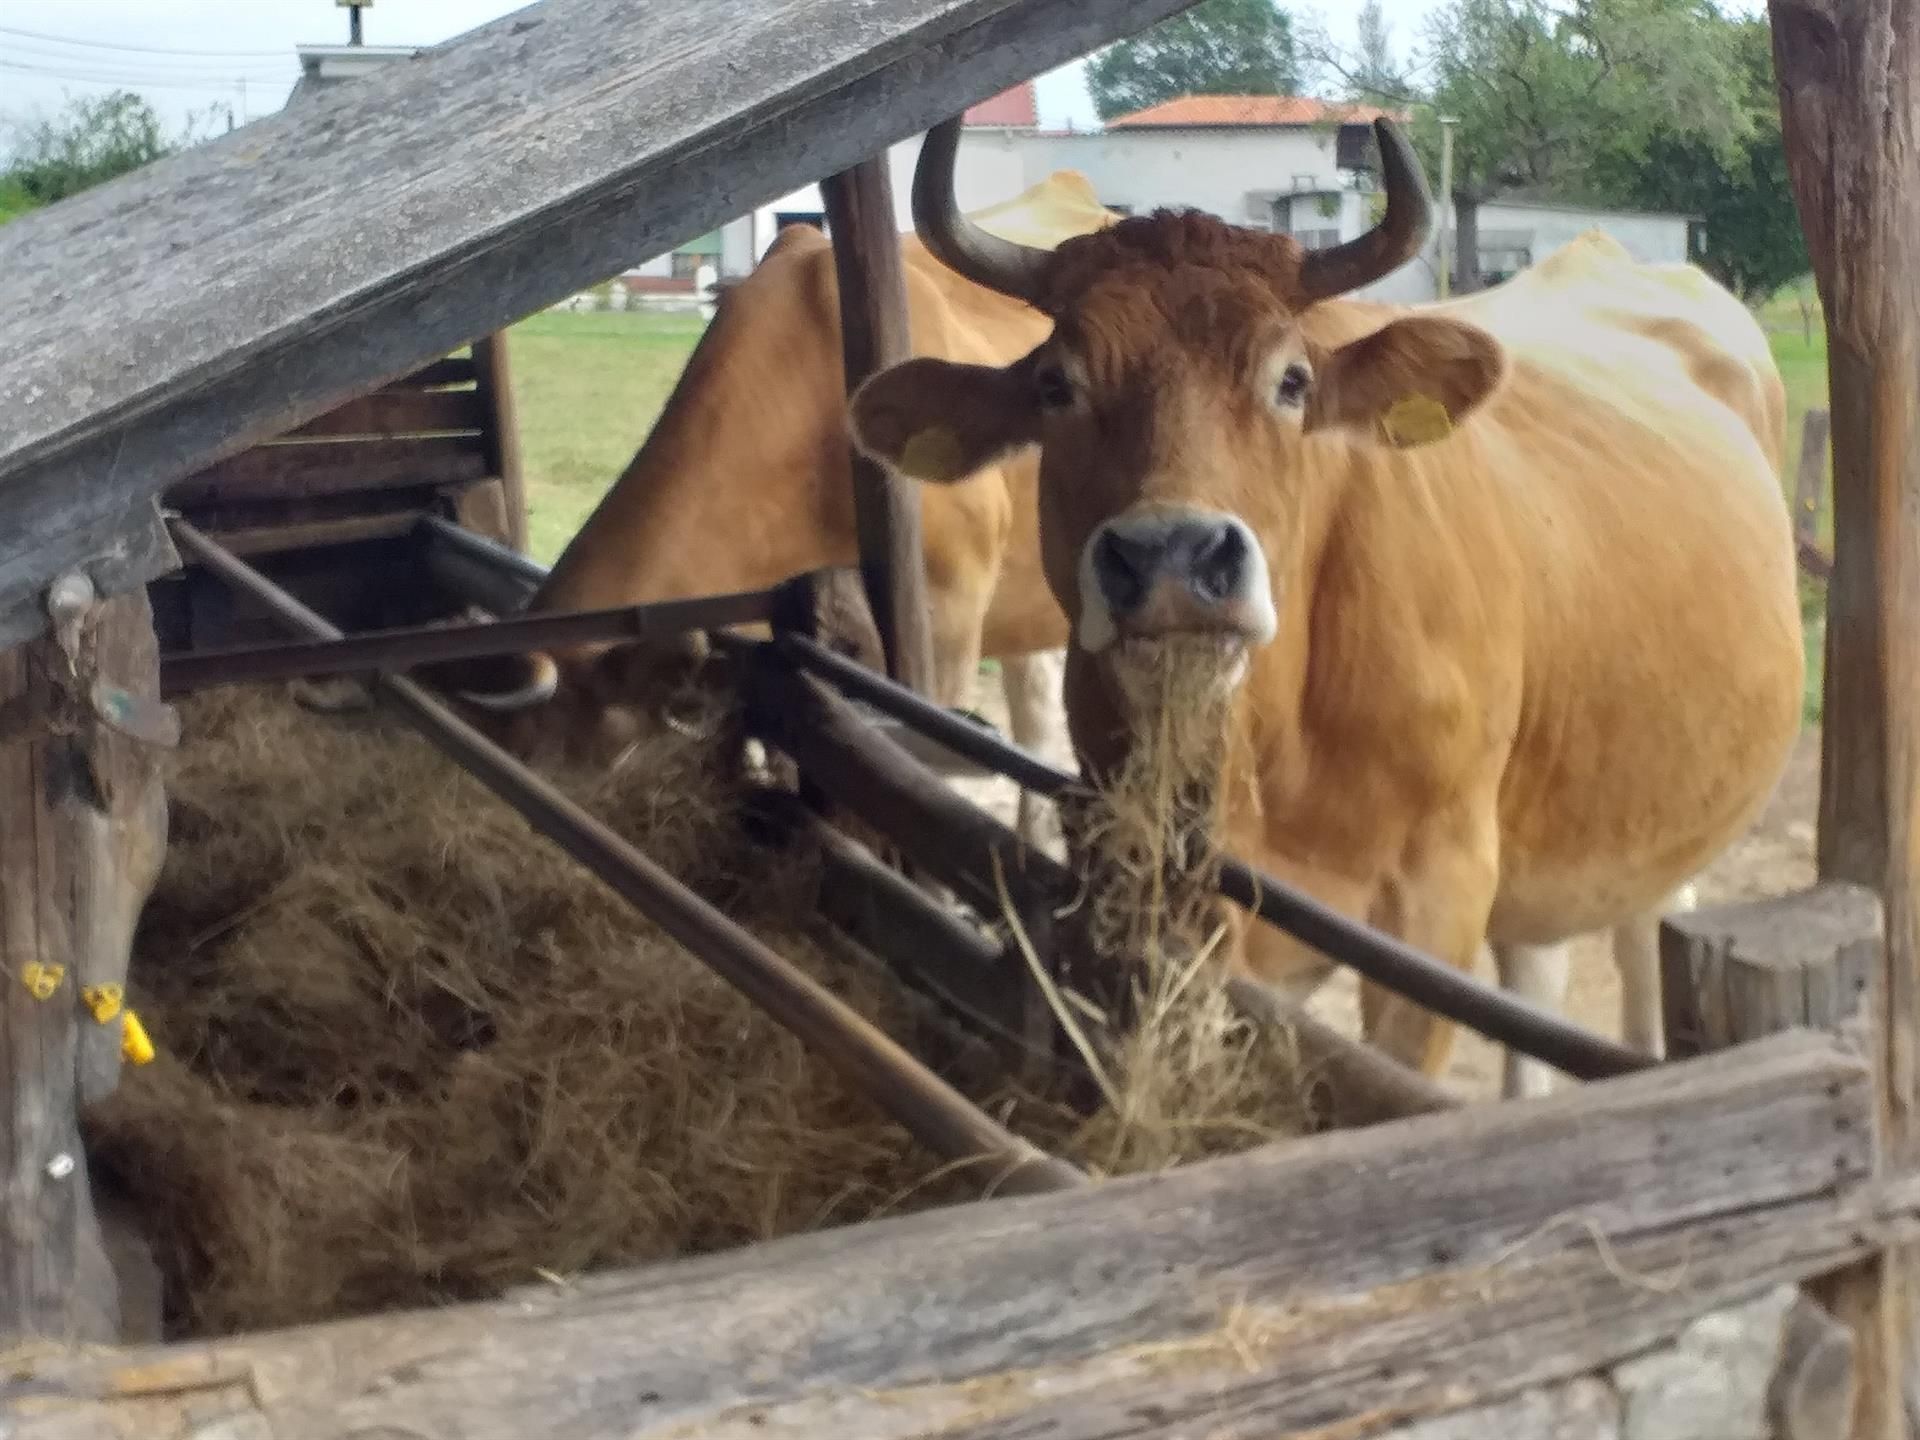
top-left (1306, 317), bottom-right (1506, 449)
top-left (851, 357), bottom-right (1039, 483)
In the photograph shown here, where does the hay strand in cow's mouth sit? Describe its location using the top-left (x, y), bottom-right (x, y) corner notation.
top-left (1048, 637), bottom-right (1311, 1175)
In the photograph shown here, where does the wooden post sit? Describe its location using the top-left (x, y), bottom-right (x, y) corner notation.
top-left (1659, 883), bottom-right (1878, 1060)
top-left (1770, 1), bottom-right (1920, 1432)
top-left (1659, 882), bottom-right (1881, 1438)
top-left (468, 335), bottom-right (528, 552)
top-left (820, 158), bottom-right (936, 697)
top-left (0, 579), bottom-right (171, 1343)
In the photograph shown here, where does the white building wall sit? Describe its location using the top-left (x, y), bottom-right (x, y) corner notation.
top-left (1003, 129), bottom-right (1343, 227)
top-left (1480, 202), bottom-right (1691, 265)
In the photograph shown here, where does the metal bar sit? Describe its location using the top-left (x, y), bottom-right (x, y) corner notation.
top-left (776, 632), bottom-right (1654, 1082)
top-left (168, 520), bottom-right (1086, 1198)
top-left (419, 514), bottom-right (550, 593)
top-left (159, 589), bottom-right (776, 696)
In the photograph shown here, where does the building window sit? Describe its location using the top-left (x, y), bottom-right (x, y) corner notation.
top-left (1289, 227), bottom-right (1340, 251)
top-left (774, 211), bottom-right (826, 235)
top-left (670, 252), bottom-right (706, 279)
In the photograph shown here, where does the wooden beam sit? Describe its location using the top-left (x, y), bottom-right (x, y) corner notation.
top-left (284, 388), bottom-right (486, 439)
top-left (165, 435), bottom-right (489, 506)
top-left (0, 581), bottom-right (170, 1343)
top-left (821, 158), bottom-right (935, 695)
top-left (0, 0), bottom-right (1202, 648)
top-left (469, 335), bottom-right (528, 550)
top-left (0, 1032), bottom-right (1891, 1439)
top-left (1770, 2), bottom-right (1920, 1434)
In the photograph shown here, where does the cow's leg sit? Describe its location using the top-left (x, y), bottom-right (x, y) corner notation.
top-left (1357, 802), bottom-right (1500, 1081)
top-left (1000, 648), bottom-right (1069, 853)
top-left (1610, 880), bottom-right (1696, 1061)
top-left (1489, 939), bottom-right (1573, 1099)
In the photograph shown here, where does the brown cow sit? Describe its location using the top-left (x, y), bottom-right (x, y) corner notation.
top-left (850, 119), bottom-right (1804, 1097)
top-left (451, 172), bottom-right (1122, 839)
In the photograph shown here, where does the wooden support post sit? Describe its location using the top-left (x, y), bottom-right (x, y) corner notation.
top-left (820, 158), bottom-right (935, 696)
top-left (1659, 882), bottom-right (1882, 1438)
top-left (1770, 1), bottom-right (1920, 1433)
top-left (1659, 883), bottom-right (1878, 1060)
top-left (466, 335), bottom-right (528, 552)
top-left (0, 579), bottom-right (171, 1343)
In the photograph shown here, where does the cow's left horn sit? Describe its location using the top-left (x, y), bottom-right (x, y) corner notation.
top-left (1296, 118), bottom-right (1434, 303)
top-left (912, 116), bottom-right (1051, 306)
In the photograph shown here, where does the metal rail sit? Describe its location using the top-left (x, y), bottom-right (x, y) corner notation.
top-left (776, 631), bottom-right (1654, 1083)
top-left (159, 589), bottom-right (775, 695)
top-left (168, 520), bottom-right (1086, 1198)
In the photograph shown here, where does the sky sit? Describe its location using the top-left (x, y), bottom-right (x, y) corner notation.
top-left (0, 0), bottom-right (1470, 139)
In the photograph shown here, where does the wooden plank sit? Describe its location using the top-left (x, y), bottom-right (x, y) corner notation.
top-left (165, 435), bottom-right (488, 506)
top-left (821, 158), bottom-right (935, 695)
top-left (471, 336), bottom-right (528, 551)
top-left (0, 1032), bottom-right (1891, 1438)
top-left (0, 582), bottom-right (170, 1343)
top-left (1770, 2), bottom-right (1920, 1433)
top-left (397, 356), bottom-right (478, 389)
top-left (0, 0), bottom-right (1201, 648)
top-left (285, 387), bottom-right (486, 439)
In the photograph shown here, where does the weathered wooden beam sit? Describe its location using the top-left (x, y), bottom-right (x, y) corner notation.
top-left (0, 1031), bottom-right (1889, 1439)
top-left (821, 159), bottom-right (935, 695)
top-left (282, 388), bottom-right (486, 440)
top-left (1771, 2), bottom-right (1920, 1434)
top-left (0, 580), bottom-right (171, 1343)
top-left (0, 0), bottom-right (1202, 647)
top-left (169, 520), bottom-right (1085, 1200)
top-left (164, 434), bottom-right (490, 506)
top-left (470, 335), bottom-right (528, 552)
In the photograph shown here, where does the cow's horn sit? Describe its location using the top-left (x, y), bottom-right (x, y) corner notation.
top-left (912, 116), bottom-right (1051, 305)
top-left (1296, 118), bottom-right (1434, 302)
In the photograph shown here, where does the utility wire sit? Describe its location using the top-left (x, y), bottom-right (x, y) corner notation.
top-left (0, 23), bottom-right (287, 58)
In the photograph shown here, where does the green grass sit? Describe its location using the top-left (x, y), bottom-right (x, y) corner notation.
top-left (503, 298), bottom-right (1835, 718)
top-left (505, 309), bottom-right (708, 563)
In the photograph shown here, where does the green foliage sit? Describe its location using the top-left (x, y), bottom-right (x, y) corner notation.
top-left (1086, 0), bottom-right (1303, 122)
top-left (1, 91), bottom-right (174, 211)
top-left (1347, 0), bottom-right (1407, 100)
top-left (1415, 0), bottom-right (1752, 204)
top-left (1585, 18), bottom-right (1807, 301)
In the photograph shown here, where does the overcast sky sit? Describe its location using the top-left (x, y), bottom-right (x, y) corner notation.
top-left (0, 0), bottom-right (1487, 137)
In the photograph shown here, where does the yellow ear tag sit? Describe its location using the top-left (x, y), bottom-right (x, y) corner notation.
top-left (21, 962), bottom-right (65, 1001)
top-left (82, 984), bottom-right (124, 1024)
top-left (897, 425), bottom-right (966, 480)
top-left (121, 1010), bottom-right (156, 1067)
top-left (1382, 394), bottom-right (1454, 447)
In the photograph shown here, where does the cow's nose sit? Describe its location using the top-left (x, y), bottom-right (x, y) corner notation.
top-left (1083, 510), bottom-right (1273, 652)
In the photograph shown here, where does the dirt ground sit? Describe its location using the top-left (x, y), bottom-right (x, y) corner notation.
top-left (955, 669), bottom-right (1823, 1101)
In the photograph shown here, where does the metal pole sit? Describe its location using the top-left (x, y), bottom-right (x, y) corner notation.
top-left (348, 4), bottom-right (364, 45)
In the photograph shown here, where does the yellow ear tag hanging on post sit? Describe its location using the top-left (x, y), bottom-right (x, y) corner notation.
top-left (82, 984), bottom-right (124, 1024)
top-left (898, 425), bottom-right (965, 480)
top-left (121, 1010), bottom-right (156, 1067)
top-left (20, 962), bottom-right (65, 1001)
top-left (1382, 394), bottom-right (1454, 447)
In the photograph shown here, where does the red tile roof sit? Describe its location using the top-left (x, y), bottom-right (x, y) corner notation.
top-left (964, 81), bottom-right (1039, 127)
top-left (1107, 96), bottom-right (1402, 129)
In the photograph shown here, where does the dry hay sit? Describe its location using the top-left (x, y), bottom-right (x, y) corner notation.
top-left (1048, 637), bottom-right (1310, 1175)
top-left (92, 653), bottom-right (1310, 1340)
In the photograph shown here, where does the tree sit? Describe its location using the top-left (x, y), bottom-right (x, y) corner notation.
top-left (1086, 0), bottom-right (1303, 122)
top-left (1347, 0), bottom-right (1407, 100)
top-left (1585, 17), bottom-right (1805, 301)
top-left (1, 91), bottom-right (173, 215)
top-left (1405, 0), bottom-right (1752, 293)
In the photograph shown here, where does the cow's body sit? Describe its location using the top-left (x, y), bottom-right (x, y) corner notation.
top-left (854, 122), bottom-right (1803, 1096)
top-left (458, 176), bottom-right (1117, 797)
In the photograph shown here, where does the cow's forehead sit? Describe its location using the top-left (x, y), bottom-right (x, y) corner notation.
top-left (1048, 267), bottom-right (1302, 389)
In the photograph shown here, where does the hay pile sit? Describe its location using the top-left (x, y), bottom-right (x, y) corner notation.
top-left (94, 656), bottom-right (1309, 1340)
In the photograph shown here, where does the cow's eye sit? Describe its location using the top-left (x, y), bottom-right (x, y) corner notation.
top-left (1035, 365), bottom-right (1075, 411)
top-left (1274, 362), bottom-right (1313, 409)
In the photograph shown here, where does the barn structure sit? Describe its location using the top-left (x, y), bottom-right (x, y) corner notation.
top-left (0, 0), bottom-right (1912, 1435)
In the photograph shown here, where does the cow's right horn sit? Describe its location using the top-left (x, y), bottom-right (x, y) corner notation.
top-left (912, 116), bottom-right (1051, 306)
top-left (1296, 118), bottom-right (1434, 303)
